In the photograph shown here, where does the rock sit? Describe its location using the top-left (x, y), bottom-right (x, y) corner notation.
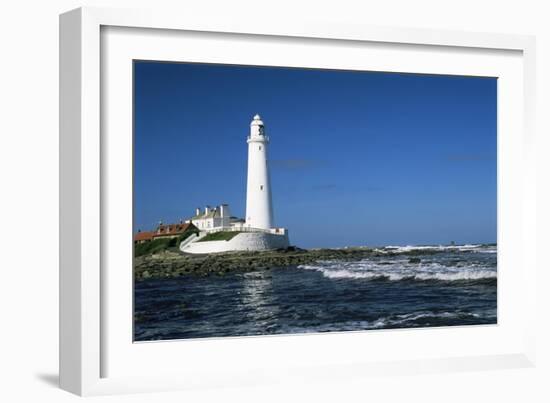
top-left (134, 246), bottom-right (448, 279)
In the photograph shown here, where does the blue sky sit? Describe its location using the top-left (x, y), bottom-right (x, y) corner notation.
top-left (134, 61), bottom-right (496, 248)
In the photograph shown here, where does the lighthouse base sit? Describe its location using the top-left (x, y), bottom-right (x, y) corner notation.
top-left (181, 231), bottom-right (289, 254)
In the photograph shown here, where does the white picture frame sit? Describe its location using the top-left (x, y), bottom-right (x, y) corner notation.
top-left (59, 6), bottom-right (537, 396)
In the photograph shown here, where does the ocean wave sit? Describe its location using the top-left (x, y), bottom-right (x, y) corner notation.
top-left (298, 260), bottom-right (496, 282)
top-left (383, 244), bottom-right (496, 254)
top-left (277, 310), bottom-right (496, 333)
top-left (370, 310), bottom-right (495, 328)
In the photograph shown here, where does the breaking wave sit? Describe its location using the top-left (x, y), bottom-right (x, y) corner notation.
top-left (369, 309), bottom-right (495, 328)
top-left (277, 309), bottom-right (496, 333)
top-left (382, 244), bottom-right (497, 254)
top-left (299, 259), bottom-right (496, 283)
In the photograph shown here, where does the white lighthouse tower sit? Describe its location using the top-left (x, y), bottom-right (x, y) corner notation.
top-left (180, 113), bottom-right (290, 254)
top-left (245, 114), bottom-right (274, 230)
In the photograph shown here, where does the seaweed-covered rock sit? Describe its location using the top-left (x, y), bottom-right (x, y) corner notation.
top-left (133, 246), bottom-right (445, 280)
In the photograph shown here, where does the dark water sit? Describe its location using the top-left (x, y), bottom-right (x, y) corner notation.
top-left (134, 244), bottom-right (497, 341)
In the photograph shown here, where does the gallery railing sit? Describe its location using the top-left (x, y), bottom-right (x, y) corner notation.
top-left (200, 226), bottom-right (287, 236)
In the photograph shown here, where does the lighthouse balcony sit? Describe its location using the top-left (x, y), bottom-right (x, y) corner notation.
top-left (247, 135), bottom-right (270, 143)
top-left (200, 225), bottom-right (287, 236)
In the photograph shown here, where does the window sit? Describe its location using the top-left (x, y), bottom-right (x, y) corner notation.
top-left (259, 146), bottom-right (262, 151)
top-left (260, 185), bottom-right (264, 190)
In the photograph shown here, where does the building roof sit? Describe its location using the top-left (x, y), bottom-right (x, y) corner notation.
top-left (134, 231), bottom-right (154, 242)
top-left (154, 222), bottom-right (196, 236)
top-left (134, 222), bottom-right (197, 242)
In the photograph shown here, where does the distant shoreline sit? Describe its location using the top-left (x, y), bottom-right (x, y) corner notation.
top-left (134, 244), bottom-right (495, 280)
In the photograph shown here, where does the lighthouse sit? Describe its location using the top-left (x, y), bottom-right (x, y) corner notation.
top-left (180, 113), bottom-right (289, 254)
top-left (245, 114), bottom-right (274, 230)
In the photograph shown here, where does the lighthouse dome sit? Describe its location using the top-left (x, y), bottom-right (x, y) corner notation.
top-left (250, 114), bottom-right (264, 126)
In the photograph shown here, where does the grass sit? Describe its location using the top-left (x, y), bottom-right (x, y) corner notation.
top-left (134, 229), bottom-right (199, 257)
top-left (197, 231), bottom-right (243, 242)
top-left (134, 238), bottom-right (173, 257)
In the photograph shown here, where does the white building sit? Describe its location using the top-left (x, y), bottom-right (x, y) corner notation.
top-left (186, 204), bottom-right (235, 230)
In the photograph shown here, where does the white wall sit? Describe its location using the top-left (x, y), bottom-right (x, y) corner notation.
top-left (183, 231), bottom-right (289, 254)
top-left (1, 1), bottom-right (549, 402)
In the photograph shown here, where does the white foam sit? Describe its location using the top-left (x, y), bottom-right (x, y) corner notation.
top-left (276, 309), bottom-right (496, 333)
top-left (299, 259), bottom-right (496, 282)
top-left (370, 310), bottom-right (485, 328)
top-left (382, 244), bottom-right (499, 253)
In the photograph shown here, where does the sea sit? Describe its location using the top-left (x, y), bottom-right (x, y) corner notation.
top-left (134, 244), bottom-right (497, 341)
